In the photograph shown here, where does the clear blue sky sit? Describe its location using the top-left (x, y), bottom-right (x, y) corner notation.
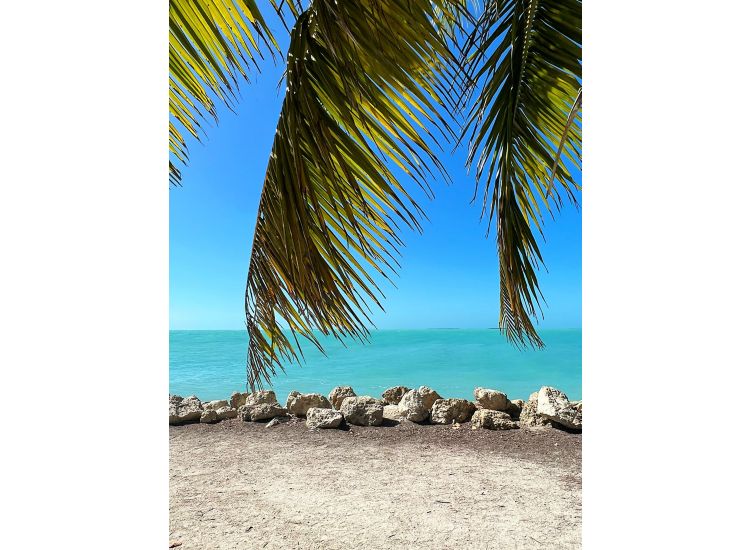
top-left (169, 11), bottom-right (581, 331)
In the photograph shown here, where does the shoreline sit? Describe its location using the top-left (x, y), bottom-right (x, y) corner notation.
top-left (169, 385), bottom-right (583, 432)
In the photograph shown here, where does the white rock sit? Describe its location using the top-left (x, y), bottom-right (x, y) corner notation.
top-left (215, 406), bottom-right (237, 420)
top-left (397, 386), bottom-right (441, 423)
top-left (519, 392), bottom-right (552, 427)
top-left (238, 391), bottom-right (286, 421)
top-left (203, 399), bottom-right (229, 411)
top-left (381, 386), bottom-right (410, 405)
top-left (430, 399), bottom-right (476, 424)
top-left (266, 416), bottom-right (291, 428)
top-left (340, 396), bottom-right (384, 426)
top-left (169, 395), bottom-right (203, 425)
top-left (471, 409), bottom-right (518, 430)
top-left (306, 407), bottom-right (343, 429)
top-left (200, 409), bottom-right (219, 423)
top-left (229, 391), bottom-right (249, 409)
top-left (286, 391), bottom-right (332, 417)
top-left (536, 386), bottom-right (582, 430)
top-left (383, 404), bottom-right (406, 422)
top-left (246, 390), bottom-right (279, 407)
top-left (328, 386), bottom-right (356, 409)
top-left (473, 388), bottom-right (509, 411)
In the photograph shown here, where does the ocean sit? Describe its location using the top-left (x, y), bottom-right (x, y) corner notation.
top-left (169, 329), bottom-right (581, 403)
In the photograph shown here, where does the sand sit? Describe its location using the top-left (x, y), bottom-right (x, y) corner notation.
top-left (169, 418), bottom-right (581, 549)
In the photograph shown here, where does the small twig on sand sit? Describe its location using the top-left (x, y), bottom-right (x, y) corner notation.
top-left (435, 500), bottom-right (451, 504)
top-left (529, 536), bottom-right (542, 545)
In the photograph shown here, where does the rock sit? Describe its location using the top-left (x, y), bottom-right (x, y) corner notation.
top-left (536, 386), bottom-right (582, 430)
top-left (430, 398), bottom-right (476, 424)
top-left (397, 386), bottom-right (441, 423)
top-left (265, 416), bottom-right (291, 428)
top-left (519, 392), bottom-right (552, 427)
top-left (340, 396), bottom-right (384, 426)
top-left (246, 390), bottom-right (279, 407)
top-left (215, 406), bottom-right (237, 420)
top-left (286, 391), bottom-right (332, 417)
top-left (238, 391), bottom-right (287, 421)
top-left (238, 402), bottom-right (287, 421)
top-left (381, 386), bottom-right (410, 405)
top-left (473, 387), bottom-right (509, 411)
top-left (229, 391), bottom-right (249, 409)
top-left (382, 404), bottom-right (406, 422)
top-left (203, 399), bottom-right (229, 411)
top-left (328, 386), bottom-right (357, 409)
top-left (471, 409), bottom-right (519, 430)
top-left (506, 399), bottom-right (525, 420)
top-left (169, 395), bottom-right (203, 425)
top-left (306, 407), bottom-right (344, 429)
top-left (200, 409), bottom-right (219, 423)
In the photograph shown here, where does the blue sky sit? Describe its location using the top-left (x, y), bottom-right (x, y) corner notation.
top-left (169, 12), bottom-right (581, 331)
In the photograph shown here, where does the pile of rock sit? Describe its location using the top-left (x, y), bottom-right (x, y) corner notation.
top-left (169, 384), bottom-right (582, 433)
top-left (468, 387), bottom-right (521, 430)
top-left (286, 391), bottom-right (331, 417)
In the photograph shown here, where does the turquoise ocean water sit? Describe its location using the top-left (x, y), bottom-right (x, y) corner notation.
top-left (170, 329), bottom-right (581, 402)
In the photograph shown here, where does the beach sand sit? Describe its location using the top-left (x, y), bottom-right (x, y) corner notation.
top-left (170, 419), bottom-right (581, 549)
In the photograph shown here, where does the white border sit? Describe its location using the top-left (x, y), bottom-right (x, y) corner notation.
top-left (2, 0), bottom-right (750, 547)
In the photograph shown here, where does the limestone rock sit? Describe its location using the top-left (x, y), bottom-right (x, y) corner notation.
top-left (519, 392), bottom-right (552, 427)
top-left (340, 396), bottom-right (384, 426)
top-left (397, 386), bottom-right (441, 423)
top-left (306, 407), bottom-right (344, 429)
top-left (203, 399), bottom-right (229, 411)
top-left (169, 395), bottom-right (203, 425)
top-left (238, 391), bottom-right (286, 421)
top-left (215, 406), bottom-right (237, 420)
top-left (328, 386), bottom-right (356, 409)
top-left (229, 392), bottom-right (250, 410)
top-left (381, 386), bottom-right (410, 405)
top-left (169, 394), bottom-right (182, 420)
top-left (246, 390), bottom-right (279, 407)
top-left (506, 399), bottom-right (525, 420)
top-left (430, 398), bottom-right (476, 424)
top-left (200, 409), bottom-right (219, 423)
top-left (238, 402), bottom-right (287, 421)
top-left (473, 387), bottom-right (509, 411)
top-left (471, 409), bottom-right (519, 430)
top-left (536, 386), bottom-right (582, 430)
top-left (265, 416), bottom-right (291, 428)
top-left (286, 391), bottom-right (332, 417)
top-left (383, 404), bottom-right (406, 422)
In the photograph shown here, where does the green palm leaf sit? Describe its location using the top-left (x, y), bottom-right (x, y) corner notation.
top-left (244, 0), bottom-right (463, 389)
top-left (169, 0), bottom-right (278, 186)
top-left (463, 0), bottom-right (582, 347)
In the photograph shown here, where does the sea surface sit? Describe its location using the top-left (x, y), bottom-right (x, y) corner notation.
top-left (170, 329), bottom-right (581, 402)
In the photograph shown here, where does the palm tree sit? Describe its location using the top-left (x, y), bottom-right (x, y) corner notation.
top-left (169, 0), bottom-right (582, 389)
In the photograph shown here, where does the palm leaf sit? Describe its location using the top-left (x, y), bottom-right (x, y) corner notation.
top-left (244, 0), bottom-right (463, 389)
top-left (463, 0), bottom-right (581, 347)
top-left (169, 0), bottom-right (278, 186)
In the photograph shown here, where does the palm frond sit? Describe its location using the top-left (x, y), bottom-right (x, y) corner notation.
top-left (169, 0), bottom-right (278, 186)
top-left (463, 0), bottom-right (582, 347)
top-left (244, 0), bottom-right (463, 389)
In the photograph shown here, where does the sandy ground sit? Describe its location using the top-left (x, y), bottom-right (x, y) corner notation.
top-left (170, 418), bottom-right (581, 550)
